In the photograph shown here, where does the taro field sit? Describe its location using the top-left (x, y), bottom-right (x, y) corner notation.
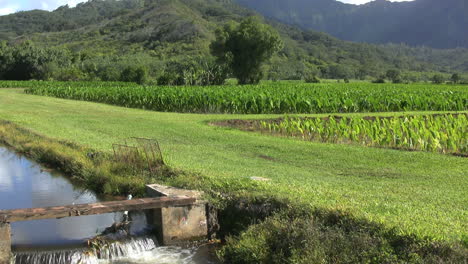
top-left (5, 80), bottom-right (466, 114)
top-left (253, 114), bottom-right (468, 155)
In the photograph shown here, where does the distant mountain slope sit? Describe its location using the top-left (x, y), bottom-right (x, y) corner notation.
top-left (0, 0), bottom-right (145, 39)
top-left (0, 0), bottom-right (466, 79)
top-left (235, 0), bottom-right (468, 49)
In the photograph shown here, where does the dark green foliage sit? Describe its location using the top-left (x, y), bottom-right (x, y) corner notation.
top-left (387, 69), bottom-right (402, 83)
top-left (54, 67), bottom-right (88, 81)
top-left (157, 57), bottom-right (228, 86)
top-left (157, 60), bottom-right (198, 86)
top-left (304, 74), bottom-right (320, 83)
top-left (431, 74), bottom-right (445, 84)
top-left (451, 73), bottom-right (461, 84)
top-left (211, 17), bottom-right (283, 84)
top-left (120, 65), bottom-right (148, 84)
top-left (0, 41), bottom-right (71, 80)
top-left (219, 210), bottom-right (468, 264)
top-left (326, 65), bottom-right (353, 80)
top-left (372, 76), bottom-right (386, 84)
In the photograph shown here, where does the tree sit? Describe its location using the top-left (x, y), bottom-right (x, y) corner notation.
top-left (0, 41), bottom-right (71, 80)
top-left (0, 41), bottom-right (12, 79)
top-left (451, 73), bottom-right (460, 84)
top-left (210, 16), bottom-right (283, 85)
top-left (431, 74), bottom-right (445, 84)
top-left (386, 69), bottom-right (401, 83)
top-left (327, 64), bottom-right (353, 79)
top-left (120, 65), bottom-right (147, 84)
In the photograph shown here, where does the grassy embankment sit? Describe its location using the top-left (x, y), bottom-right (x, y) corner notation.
top-left (0, 88), bottom-right (467, 262)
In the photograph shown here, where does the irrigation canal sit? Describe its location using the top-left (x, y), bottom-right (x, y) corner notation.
top-left (0, 146), bottom-right (218, 264)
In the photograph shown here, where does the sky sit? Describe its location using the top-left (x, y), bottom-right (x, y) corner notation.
top-left (0, 0), bottom-right (83, 15)
top-left (339, 0), bottom-right (411, 4)
top-left (0, 0), bottom-right (414, 16)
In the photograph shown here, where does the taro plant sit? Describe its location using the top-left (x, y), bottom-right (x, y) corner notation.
top-left (258, 114), bottom-right (467, 155)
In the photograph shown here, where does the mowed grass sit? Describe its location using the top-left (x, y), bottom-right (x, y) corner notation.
top-left (0, 88), bottom-right (466, 243)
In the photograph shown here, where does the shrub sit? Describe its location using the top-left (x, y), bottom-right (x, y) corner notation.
top-left (450, 73), bottom-right (460, 84)
top-left (157, 58), bottom-right (228, 86)
top-left (304, 74), bottom-right (321, 83)
top-left (219, 211), bottom-right (468, 264)
top-left (120, 65), bottom-right (147, 84)
top-left (372, 77), bottom-right (386, 83)
top-left (55, 67), bottom-right (88, 81)
top-left (431, 74), bottom-right (445, 84)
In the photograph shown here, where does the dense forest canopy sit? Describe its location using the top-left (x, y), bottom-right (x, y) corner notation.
top-left (0, 0), bottom-right (467, 83)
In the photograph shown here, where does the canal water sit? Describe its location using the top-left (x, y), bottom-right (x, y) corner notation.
top-left (0, 147), bottom-right (218, 263)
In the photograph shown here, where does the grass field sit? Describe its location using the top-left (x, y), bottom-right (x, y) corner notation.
top-left (0, 88), bottom-right (466, 246)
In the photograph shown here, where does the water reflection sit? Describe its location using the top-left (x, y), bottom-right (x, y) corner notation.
top-left (0, 147), bottom-right (117, 247)
top-left (0, 147), bottom-right (219, 263)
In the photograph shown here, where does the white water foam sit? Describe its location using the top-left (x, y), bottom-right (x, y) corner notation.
top-left (14, 236), bottom-right (216, 264)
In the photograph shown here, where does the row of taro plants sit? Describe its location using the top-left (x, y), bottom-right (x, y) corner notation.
top-left (11, 81), bottom-right (467, 114)
top-left (0, 80), bottom-right (140, 89)
top-left (258, 114), bottom-right (467, 155)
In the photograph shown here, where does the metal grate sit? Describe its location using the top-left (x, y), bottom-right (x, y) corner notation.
top-left (112, 138), bottom-right (165, 174)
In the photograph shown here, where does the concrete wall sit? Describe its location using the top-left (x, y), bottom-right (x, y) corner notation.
top-left (0, 223), bottom-right (11, 264)
top-left (146, 184), bottom-right (208, 245)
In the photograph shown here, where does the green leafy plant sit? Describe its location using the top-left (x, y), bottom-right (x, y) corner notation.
top-left (210, 16), bottom-right (283, 85)
top-left (258, 114), bottom-right (468, 155)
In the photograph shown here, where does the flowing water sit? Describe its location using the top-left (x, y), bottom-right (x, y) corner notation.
top-left (0, 147), bottom-right (218, 264)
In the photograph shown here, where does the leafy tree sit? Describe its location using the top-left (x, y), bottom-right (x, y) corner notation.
top-left (386, 69), bottom-right (401, 83)
top-left (120, 65), bottom-right (147, 84)
top-left (327, 64), bottom-right (353, 79)
top-left (0, 41), bottom-right (12, 79)
top-left (0, 41), bottom-right (71, 80)
top-left (55, 66), bottom-right (88, 81)
top-left (356, 67), bottom-right (369, 80)
top-left (211, 16), bottom-right (283, 84)
top-left (451, 73), bottom-right (460, 84)
top-left (431, 74), bottom-right (445, 84)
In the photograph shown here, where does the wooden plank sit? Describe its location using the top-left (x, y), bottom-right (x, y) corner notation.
top-left (0, 196), bottom-right (196, 223)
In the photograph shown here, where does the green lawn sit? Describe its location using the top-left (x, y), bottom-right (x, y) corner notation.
top-left (0, 88), bottom-right (466, 243)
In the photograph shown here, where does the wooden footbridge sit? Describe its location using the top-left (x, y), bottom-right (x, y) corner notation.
top-left (0, 184), bottom-right (209, 263)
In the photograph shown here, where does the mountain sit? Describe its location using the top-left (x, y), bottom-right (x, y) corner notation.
top-left (0, 0), bottom-right (466, 82)
top-left (235, 0), bottom-right (468, 49)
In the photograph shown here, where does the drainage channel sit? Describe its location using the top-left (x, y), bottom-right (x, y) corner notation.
top-left (0, 147), bottom-right (218, 264)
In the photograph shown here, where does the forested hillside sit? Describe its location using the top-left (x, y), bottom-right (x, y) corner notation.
top-left (236, 0), bottom-right (468, 49)
top-left (0, 0), bottom-right (466, 83)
